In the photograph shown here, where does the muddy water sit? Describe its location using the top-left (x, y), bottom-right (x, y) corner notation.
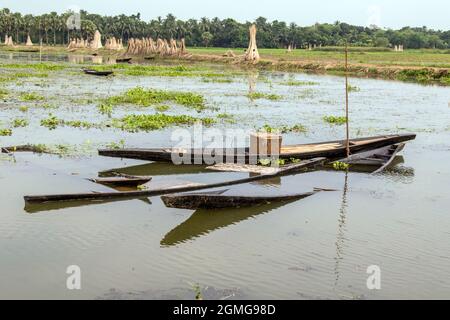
top-left (0, 52), bottom-right (450, 299)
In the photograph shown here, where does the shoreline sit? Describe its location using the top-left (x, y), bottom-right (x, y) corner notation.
top-left (1, 45), bottom-right (449, 86)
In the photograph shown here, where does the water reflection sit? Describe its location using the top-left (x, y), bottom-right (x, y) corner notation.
top-left (248, 72), bottom-right (258, 95)
top-left (24, 196), bottom-right (152, 214)
top-left (334, 171), bottom-right (348, 289)
top-left (161, 201), bottom-right (295, 247)
top-left (68, 55), bottom-right (85, 64)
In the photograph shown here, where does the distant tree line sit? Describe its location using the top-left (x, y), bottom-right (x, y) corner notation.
top-left (1, 8), bottom-right (449, 49)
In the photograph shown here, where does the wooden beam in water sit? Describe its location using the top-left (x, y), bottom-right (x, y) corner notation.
top-left (24, 157), bottom-right (326, 204)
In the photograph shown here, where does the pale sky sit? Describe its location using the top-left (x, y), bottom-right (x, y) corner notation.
top-left (2, 0), bottom-right (449, 30)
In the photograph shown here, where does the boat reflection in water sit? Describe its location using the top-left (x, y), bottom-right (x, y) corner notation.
top-left (161, 200), bottom-right (297, 247)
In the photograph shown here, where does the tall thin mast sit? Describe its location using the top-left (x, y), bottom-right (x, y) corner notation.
top-left (345, 42), bottom-right (350, 157)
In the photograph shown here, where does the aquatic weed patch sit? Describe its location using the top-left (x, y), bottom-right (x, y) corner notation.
top-left (259, 124), bottom-right (307, 133)
top-left (0, 128), bottom-right (12, 136)
top-left (247, 92), bottom-right (282, 101)
top-left (323, 115), bottom-right (347, 125)
top-left (0, 62), bottom-right (65, 71)
top-left (105, 87), bottom-right (206, 110)
top-left (12, 118), bottom-right (29, 128)
top-left (98, 103), bottom-right (114, 115)
top-left (201, 78), bottom-right (233, 83)
top-left (40, 114), bottom-right (100, 130)
top-left (347, 84), bottom-right (360, 92)
top-left (280, 80), bottom-right (318, 86)
top-left (0, 88), bottom-right (8, 99)
top-left (112, 114), bottom-right (215, 132)
top-left (20, 92), bottom-right (45, 101)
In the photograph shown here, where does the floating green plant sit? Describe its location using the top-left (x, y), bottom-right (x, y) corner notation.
top-left (41, 114), bottom-right (98, 130)
top-left (106, 139), bottom-right (126, 150)
top-left (20, 92), bottom-right (45, 101)
top-left (98, 103), bottom-right (114, 115)
top-left (105, 87), bottom-right (206, 111)
top-left (280, 80), bottom-right (318, 86)
top-left (216, 113), bottom-right (236, 123)
top-left (0, 88), bottom-right (8, 99)
top-left (0, 62), bottom-right (65, 71)
top-left (347, 84), bottom-right (360, 92)
top-left (247, 92), bottom-right (281, 101)
top-left (259, 124), bottom-right (307, 133)
top-left (41, 103), bottom-right (57, 109)
top-left (333, 161), bottom-right (349, 171)
top-left (12, 118), bottom-right (29, 128)
top-left (0, 128), bottom-right (12, 136)
top-left (323, 115), bottom-right (347, 125)
top-left (19, 105), bottom-right (29, 112)
top-left (202, 78), bottom-right (233, 83)
top-left (155, 105), bottom-right (170, 112)
top-left (112, 114), bottom-right (215, 132)
top-left (40, 114), bottom-right (60, 129)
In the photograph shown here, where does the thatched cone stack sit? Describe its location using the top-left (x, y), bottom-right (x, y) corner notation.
top-left (5, 35), bottom-right (14, 46)
top-left (179, 38), bottom-right (187, 54)
top-left (125, 37), bottom-right (188, 57)
top-left (26, 35), bottom-right (33, 46)
top-left (91, 30), bottom-right (103, 49)
top-left (105, 37), bottom-right (124, 50)
top-left (244, 24), bottom-right (260, 63)
top-left (67, 38), bottom-right (89, 49)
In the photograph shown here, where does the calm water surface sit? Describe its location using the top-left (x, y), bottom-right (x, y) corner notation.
top-left (0, 52), bottom-right (449, 299)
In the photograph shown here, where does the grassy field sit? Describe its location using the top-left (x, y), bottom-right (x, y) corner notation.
top-left (189, 47), bottom-right (450, 69)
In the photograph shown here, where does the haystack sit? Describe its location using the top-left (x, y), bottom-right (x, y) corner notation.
top-left (4, 35), bottom-right (14, 46)
top-left (26, 35), bottom-right (33, 46)
top-left (244, 24), bottom-right (260, 62)
top-left (125, 37), bottom-right (187, 56)
top-left (91, 30), bottom-right (103, 49)
top-left (179, 38), bottom-right (187, 54)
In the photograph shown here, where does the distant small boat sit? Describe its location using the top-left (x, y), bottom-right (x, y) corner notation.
top-left (82, 68), bottom-right (114, 76)
top-left (88, 175), bottom-right (152, 187)
top-left (116, 57), bottom-right (132, 63)
top-left (161, 190), bottom-right (316, 209)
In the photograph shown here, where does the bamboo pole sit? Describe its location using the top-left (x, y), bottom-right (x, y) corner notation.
top-left (345, 42), bottom-right (350, 158)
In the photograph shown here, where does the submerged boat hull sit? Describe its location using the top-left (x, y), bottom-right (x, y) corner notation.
top-left (98, 134), bottom-right (416, 164)
top-left (161, 190), bottom-right (315, 209)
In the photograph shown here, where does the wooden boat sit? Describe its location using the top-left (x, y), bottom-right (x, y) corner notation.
top-left (82, 68), bottom-right (114, 76)
top-left (88, 175), bottom-right (152, 187)
top-left (98, 134), bottom-right (415, 164)
top-left (23, 158), bottom-right (325, 204)
top-left (339, 143), bottom-right (405, 174)
top-left (116, 57), bottom-right (132, 63)
top-left (161, 190), bottom-right (315, 209)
